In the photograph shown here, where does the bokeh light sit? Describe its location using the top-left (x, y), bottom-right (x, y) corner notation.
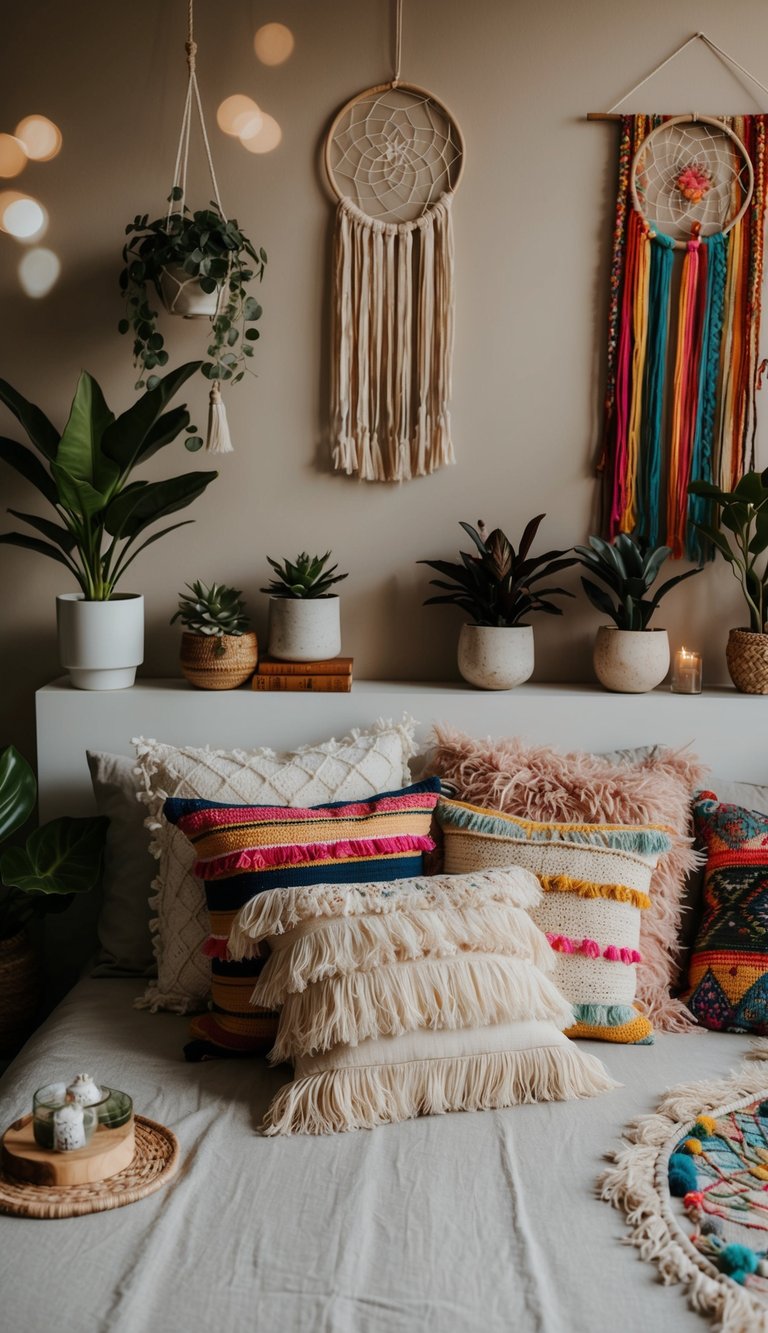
top-left (217, 94), bottom-right (263, 139)
top-left (240, 113), bottom-right (282, 154)
top-left (254, 23), bottom-right (295, 66)
top-left (18, 247), bottom-right (60, 297)
top-left (15, 115), bottom-right (62, 162)
top-left (0, 134), bottom-right (27, 178)
top-left (0, 193), bottom-right (47, 240)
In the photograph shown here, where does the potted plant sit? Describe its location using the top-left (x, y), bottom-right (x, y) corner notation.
top-left (0, 362), bottom-right (217, 689)
top-left (172, 580), bottom-right (258, 689)
top-left (419, 517), bottom-right (576, 689)
top-left (261, 551), bottom-right (348, 661)
top-left (689, 469), bottom-right (768, 693)
top-left (575, 533), bottom-right (702, 693)
top-left (119, 196), bottom-right (266, 394)
top-left (0, 744), bottom-right (107, 1055)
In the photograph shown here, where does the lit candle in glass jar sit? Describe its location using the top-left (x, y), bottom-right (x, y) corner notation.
top-left (671, 647), bottom-right (702, 694)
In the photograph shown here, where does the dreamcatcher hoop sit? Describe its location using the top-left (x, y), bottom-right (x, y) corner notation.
top-left (630, 114), bottom-right (754, 250)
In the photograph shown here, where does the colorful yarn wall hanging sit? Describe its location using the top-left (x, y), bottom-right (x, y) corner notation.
top-left (599, 112), bottom-right (768, 559)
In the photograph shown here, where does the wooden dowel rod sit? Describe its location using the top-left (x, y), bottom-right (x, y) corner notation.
top-left (587, 112), bottom-right (623, 121)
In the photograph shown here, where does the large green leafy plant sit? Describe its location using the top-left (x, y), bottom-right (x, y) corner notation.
top-left (119, 197), bottom-right (266, 392)
top-left (419, 517), bottom-right (577, 627)
top-left (689, 470), bottom-right (768, 633)
top-left (575, 534), bottom-right (701, 631)
top-left (0, 745), bottom-right (107, 939)
top-left (0, 362), bottom-right (217, 600)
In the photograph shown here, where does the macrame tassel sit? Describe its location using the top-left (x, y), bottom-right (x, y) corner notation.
top-left (206, 383), bottom-right (233, 454)
top-left (638, 230), bottom-right (674, 547)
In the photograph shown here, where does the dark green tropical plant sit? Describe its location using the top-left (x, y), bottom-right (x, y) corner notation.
top-left (262, 551), bottom-right (348, 599)
top-left (419, 517), bottom-right (577, 627)
top-left (0, 362), bottom-right (217, 600)
top-left (575, 533), bottom-right (701, 631)
top-left (171, 581), bottom-right (251, 656)
top-left (689, 470), bottom-right (768, 633)
top-left (0, 745), bottom-right (107, 938)
top-left (119, 195), bottom-right (266, 393)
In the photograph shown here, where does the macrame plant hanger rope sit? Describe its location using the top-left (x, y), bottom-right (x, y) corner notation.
top-left (590, 33), bottom-right (768, 559)
top-left (167, 0), bottom-right (232, 454)
top-left (324, 0), bottom-right (465, 481)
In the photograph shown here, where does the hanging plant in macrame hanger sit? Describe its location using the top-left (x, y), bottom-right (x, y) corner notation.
top-left (118, 0), bottom-right (266, 453)
top-left (324, 0), bottom-right (464, 481)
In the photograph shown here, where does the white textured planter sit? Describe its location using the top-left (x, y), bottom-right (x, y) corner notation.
top-left (593, 626), bottom-right (670, 694)
top-left (457, 624), bottom-right (534, 691)
top-left (267, 596), bottom-right (341, 662)
top-left (56, 594), bottom-right (144, 690)
top-left (158, 265), bottom-right (220, 319)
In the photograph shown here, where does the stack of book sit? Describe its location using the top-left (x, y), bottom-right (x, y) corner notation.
top-left (251, 657), bottom-right (353, 692)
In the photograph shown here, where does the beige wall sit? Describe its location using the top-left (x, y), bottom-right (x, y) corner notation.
top-left (1, 0), bottom-right (767, 758)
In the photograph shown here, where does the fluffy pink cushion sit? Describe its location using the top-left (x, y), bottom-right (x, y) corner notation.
top-left (425, 728), bottom-right (706, 1032)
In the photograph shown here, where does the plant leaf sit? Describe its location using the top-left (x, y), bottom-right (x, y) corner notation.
top-left (0, 436), bottom-right (58, 504)
top-left (50, 462), bottom-right (107, 518)
top-left (0, 530), bottom-right (80, 571)
top-left (0, 815), bottom-right (107, 896)
top-left (581, 577), bottom-right (618, 623)
top-left (136, 407), bottom-right (191, 463)
top-left (103, 471), bottom-right (217, 540)
top-left (7, 509), bottom-right (77, 552)
top-left (101, 362), bottom-right (202, 472)
top-left (55, 372), bottom-right (118, 497)
top-left (0, 745), bottom-right (36, 844)
top-left (0, 379), bottom-right (59, 460)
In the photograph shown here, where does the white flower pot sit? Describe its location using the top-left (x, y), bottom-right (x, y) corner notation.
top-left (457, 624), bottom-right (534, 690)
top-left (593, 626), bottom-right (670, 694)
top-left (158, 265), bottom-right (221, 319)
top-left (56, 594), bottom-right (144, 690)
top-left (267, 596), bottom-right (341, 662)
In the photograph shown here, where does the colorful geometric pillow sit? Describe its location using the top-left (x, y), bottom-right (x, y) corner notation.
top-left (425, 726), bottom-right (704, 1031)
top-left (685, 793), bottom-right (768, 1033)
top-left (227, 869), bottom-right (618, 1134)
top-left (437, 796), bottom-right (672, 1044)
top-left (134, 719), bottom-right (417, 1013)
top-left (163, 778), bottom-right (441, 1060)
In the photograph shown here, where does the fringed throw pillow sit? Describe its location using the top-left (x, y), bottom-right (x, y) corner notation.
top-left (425, 727), bottom-right (704, 1031)
top-left (163, 778), bottom-right (441, 1060)
top-left (229, 868), bottom-right (618, 1134)
top-left (437, 797), bottom-right (672, 1044)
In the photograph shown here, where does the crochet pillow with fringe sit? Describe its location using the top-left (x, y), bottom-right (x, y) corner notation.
top-left (437, 796), bottom-right (673, 1045)
top-left (163, 778), bottom-right (441, 1061)
top-left (425, 727), bottom-right (705, 1032)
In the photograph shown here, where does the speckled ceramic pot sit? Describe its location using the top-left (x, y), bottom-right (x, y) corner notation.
top-left (593, 626), bottom-right (670, 693)
top-left (457, 624), bottom-right (534, 690)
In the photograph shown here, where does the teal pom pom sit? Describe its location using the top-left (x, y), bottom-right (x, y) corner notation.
top-left (717, 1244), bottom-right (760, 1284)
top-left (668, 1153), bottom-right (698, 1196)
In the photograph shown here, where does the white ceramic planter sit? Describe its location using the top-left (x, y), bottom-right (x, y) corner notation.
top-left (593, 626), bottom-right (670, 694)
top-left (267, 596), bottom-right (341, 662)
top-left (457, 624), bottom-right (534, 690)
top-left (158, 265), bottom-right (220, 319)
top-left (56, 594), bottom-right (144, 690)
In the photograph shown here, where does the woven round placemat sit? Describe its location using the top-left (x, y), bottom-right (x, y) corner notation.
top-left (0, 1115), bottom-right (180, 1219)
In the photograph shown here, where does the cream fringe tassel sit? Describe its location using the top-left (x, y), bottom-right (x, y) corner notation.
top-left (229, 866), bottom-right (541, 957)
top-left (599, 1038), bottom-right (768, 1332)
top-left (262, 1042), bottom-right (618, 1136)
top-left (257, 903), bottom-right (554, 1009)
top-left (330, 194), bottom-right (456, 482)
top-left (267, 953), bottom-right (576, 1064)
top-left (206, 382), bottom-right (233, 454)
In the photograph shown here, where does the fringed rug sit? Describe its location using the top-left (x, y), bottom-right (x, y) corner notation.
top-left (601, 1041), bottom-right (768, 1331)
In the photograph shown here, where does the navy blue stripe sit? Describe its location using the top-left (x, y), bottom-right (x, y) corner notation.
top-left (203, 853), bottom-right (426, 912)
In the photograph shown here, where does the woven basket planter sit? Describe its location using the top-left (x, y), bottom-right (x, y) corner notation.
top-left (0, 931), bottom-right (40, 1057)
top-left (180, 631), bottom-right (258, 690)
top-left (726, 628), bottom-right (768, 694)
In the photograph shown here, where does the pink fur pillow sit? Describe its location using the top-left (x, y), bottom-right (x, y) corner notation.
top-left (425, 728), bottom-right (706, 1032)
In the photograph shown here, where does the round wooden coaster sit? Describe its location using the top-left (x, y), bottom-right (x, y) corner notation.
top-left (0, 1115), bottom-right (180, 1218)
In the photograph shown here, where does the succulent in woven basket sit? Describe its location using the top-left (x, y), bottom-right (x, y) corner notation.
top-left (261, 551), bottom-right (348, 599)
top-left (574, 533), bottom-right (702, 632)
top-left (171, 580), bottom-right (251, 656)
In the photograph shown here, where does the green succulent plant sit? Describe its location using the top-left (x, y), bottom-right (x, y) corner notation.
top-left (689, 470), bottom-right (768, 633)
top-left (419, 517), bottom-right (577, 628)
top-left (575, 533), bottom-right (702, 631)
top-left (171, 580), bottom-right (251, 656)
top-left (261, 551), bottom-right (348, 599)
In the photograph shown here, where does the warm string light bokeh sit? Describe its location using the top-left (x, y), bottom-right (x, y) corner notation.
top-left (0, 114), bottom-right (62, 296)
top-left (215, 22), bottom-right (293, 157)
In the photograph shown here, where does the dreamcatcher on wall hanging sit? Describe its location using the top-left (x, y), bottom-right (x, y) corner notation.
top-left (592, 33), bottom-right (768, 559)
top-left (324, 0), bottom-right (464, 482)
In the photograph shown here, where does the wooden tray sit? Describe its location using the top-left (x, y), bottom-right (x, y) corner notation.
top-left (2, 1115), bottom-right (136, 1186)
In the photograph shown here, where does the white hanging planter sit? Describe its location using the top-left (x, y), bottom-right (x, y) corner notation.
top-left (457, 624), bottom-right (534, 690)
top-left (593, 626), bottom-right (670, 693)
top-left (267, 597), bottom-right (341, 662)
top-left (56, 594), bottom-right (144, 690)
top-left (158, 265), bottom-right (221, 319)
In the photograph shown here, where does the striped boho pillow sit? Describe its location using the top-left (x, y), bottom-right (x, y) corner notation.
top-left (162, 778), bottom-right (441, 1059)
top-left (437, 797), bottom-right (672, 1044)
